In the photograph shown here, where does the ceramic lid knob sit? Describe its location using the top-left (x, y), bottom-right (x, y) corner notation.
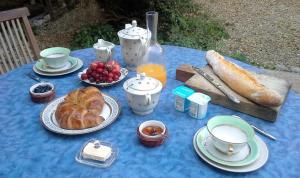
top-left (132, 20), bottom-right (137, 27)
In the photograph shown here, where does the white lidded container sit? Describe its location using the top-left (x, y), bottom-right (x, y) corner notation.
top-left (117, 20), bottom-right (151, 70)
top-left (123, 73), bottom-right (162, 115)
top-left (93, 39), bottom-right (115, 62)
top-left (187, 92), bottom-right (211, 119)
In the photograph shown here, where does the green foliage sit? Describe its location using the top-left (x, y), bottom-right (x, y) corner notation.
top-left (70, 24), bottom-right (119, 50)
top-left (229, 51), bottom-right (248, 62)
top-left (72, 0), bottom-right (229, 50)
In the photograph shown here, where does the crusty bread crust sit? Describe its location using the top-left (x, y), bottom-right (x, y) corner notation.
top-left (206, 50), bottom-right (283, 107)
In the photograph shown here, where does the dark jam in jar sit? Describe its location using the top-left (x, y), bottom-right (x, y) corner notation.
top-left (142, 126), bottom-right (163, 136)
top-left (33, 85), bottom-right (52, 93)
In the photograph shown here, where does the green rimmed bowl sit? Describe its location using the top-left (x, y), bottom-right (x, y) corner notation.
top-left (207, 115), bottom-right (255, 155)
top-left (196, 128), bottom-right (260, 167)
top-left (40, 47), bottom-right (70, 69)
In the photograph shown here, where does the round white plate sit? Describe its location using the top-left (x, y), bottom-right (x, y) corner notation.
top-left (40, 93), bottom-right (120, 135)
top-left (35, 57), bottom-right (78, 73)
top-left (205, 135), bottom-right (251, 162)
top-left (78, 68), bottom-right (128, 87)
top-left (193, 127), bottom-right (269, 173)
top-left (33, 57), bottom-right (83, 76)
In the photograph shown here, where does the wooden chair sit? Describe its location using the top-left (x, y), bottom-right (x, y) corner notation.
top-left (0, 7), bottom-right (40, 74)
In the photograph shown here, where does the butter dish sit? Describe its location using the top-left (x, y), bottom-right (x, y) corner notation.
top-left (76, 139), bottom-right (118, 168)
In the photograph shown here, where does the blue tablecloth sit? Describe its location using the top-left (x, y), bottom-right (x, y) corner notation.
top-left (0, 45), bottom-right (299, 178)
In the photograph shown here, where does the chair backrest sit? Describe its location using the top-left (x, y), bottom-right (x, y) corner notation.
top-left (0, 7), bottom-right (40, 74)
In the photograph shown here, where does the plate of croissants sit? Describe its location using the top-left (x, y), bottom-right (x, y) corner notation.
top-left (40, 86), bottom-right (120, 135)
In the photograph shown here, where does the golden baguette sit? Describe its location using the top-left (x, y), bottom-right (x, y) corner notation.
top-left (206, 50), bottom-right (283, 107)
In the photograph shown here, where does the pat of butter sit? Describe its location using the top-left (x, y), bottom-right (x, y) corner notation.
top-left (82, 142), bottom-right (112, 162)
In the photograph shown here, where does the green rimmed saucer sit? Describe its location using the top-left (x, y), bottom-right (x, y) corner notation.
top-left (35, 56), bottom-right (78, 73)
top-left (196, 127), bottom-right (260, 167)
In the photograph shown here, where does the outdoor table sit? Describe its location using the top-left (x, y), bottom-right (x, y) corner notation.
top-left (0, 45), bottom-right (299, 178)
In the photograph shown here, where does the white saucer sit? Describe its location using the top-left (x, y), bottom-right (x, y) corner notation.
top-left (193, 127), bottom-right (269, 173)
top-left (205, 135), bottom-right (250, 162)
top-left (33, 57), bottom-right (83, 76)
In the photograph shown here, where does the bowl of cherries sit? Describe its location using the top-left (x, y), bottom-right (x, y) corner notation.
top-left (78, 60), bottom-right (128, 87)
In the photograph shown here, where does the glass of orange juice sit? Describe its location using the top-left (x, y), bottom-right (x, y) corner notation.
top-left (137, 63), bottom-right (167, 86)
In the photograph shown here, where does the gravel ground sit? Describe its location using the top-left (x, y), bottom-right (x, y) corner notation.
top-left (34, 0), bottom-right (103, 49)
top-left (194, 0), bottom-right (300, 73)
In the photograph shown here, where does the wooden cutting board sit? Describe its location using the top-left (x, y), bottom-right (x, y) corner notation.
top-left (176, 64), bottom-right (292, 122)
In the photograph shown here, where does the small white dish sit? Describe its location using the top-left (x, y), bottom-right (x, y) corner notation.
top-left (193, 127), bottom-right (269, 173)
top-left (78, 68), bottom-right (128, 87)
top-left (33, 57), bottom-right (83, 76)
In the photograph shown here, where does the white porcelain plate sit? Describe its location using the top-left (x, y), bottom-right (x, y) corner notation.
top-left (193, 127), bottom-right (269, 173)
top-left (78, 68), bottom-right (128, 87)
top-left (205, 135), bottom-right (251, 162)
top-left (35, 57), bottom-right (78, 73)
top-left (40, 94), bottom-right (120, 135)
top-left (33, 57), bottom-right (83, 76)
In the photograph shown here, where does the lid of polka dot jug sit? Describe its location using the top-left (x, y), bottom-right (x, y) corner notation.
top-left (117, 20), bottom-right (149, 40)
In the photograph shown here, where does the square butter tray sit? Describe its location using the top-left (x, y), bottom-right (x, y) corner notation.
top-left (75, 139), bottom-right (118, 168)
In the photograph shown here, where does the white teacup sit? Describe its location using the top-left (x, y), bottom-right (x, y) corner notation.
top-left (93, 39), bottom-right (115, 62)
top-left (206, 115), bottom-right (255, 155)
top-left (40, 47), bottom-right (70, 69)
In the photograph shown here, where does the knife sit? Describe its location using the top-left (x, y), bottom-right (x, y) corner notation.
top-left (251, 124), bottom-right (277, 141)
top-left (192, 66), bottom-right (240, 103)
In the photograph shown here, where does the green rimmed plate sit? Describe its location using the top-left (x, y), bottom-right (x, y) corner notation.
top-left (35, 56), bottom-right (78, 73)
top-left (196, 127), bottom-right (260, 167)
top-left (33, 57), bottom-right (83, 76)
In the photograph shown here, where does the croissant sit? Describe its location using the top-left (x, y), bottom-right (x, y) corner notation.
top-left (55, 87), bottom-right (105, 129)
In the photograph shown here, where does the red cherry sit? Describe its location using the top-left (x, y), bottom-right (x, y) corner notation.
top-left (97, 62), bottom-right (105, 68)
top-left (92, 72), bottom-right (98, 78)
top-left (113, 64), bottom-right (120, 71)
top-left (113, 75), bottom-right (119, 81)
top-left (96, 68), bottom-right (103, 74)
top-left (112, 69), bottom-right (118, 74)
top-left (95, 78), bottom-right (101, 83)
top-left (86, 69), bottom-right (92, 74)
top-left (81, 73), bottom-right (88, 80)
top-left (115, 71), bottom-right (121, 77)
top-left (103, 70), bottom-right (109, 76)
top-left (95, 73), bottom-right (100, 79)
top-left (107, 77), bottom-right (113, 83)
top-left (90, 62), bottom-right (98, 71)
top-left (108, 72), bottom-right (114, 78)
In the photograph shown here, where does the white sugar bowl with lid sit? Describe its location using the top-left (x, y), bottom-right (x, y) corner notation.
top-left (117, 20), bottom-right (151, 70)
top-left (123, 73), bottom-right (162, 115)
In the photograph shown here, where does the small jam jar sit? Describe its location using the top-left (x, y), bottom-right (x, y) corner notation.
top-left (29, 82), bottom-right (55, 103)
top-left (137, 120), bottom-right (168, 147)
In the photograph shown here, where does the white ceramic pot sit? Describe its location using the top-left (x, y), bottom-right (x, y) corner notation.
top-left (123, 73), bottom-right (162, 115)
top-left (93, 39), bottom-right (115, 62)
top-left (117, 20), bottom-right (151, 70)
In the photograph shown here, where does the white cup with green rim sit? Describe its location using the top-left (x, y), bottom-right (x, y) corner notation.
top-left (40, 47), bottom-right (70, 69)
top-left (206, 115), bottom-right (255, 155)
